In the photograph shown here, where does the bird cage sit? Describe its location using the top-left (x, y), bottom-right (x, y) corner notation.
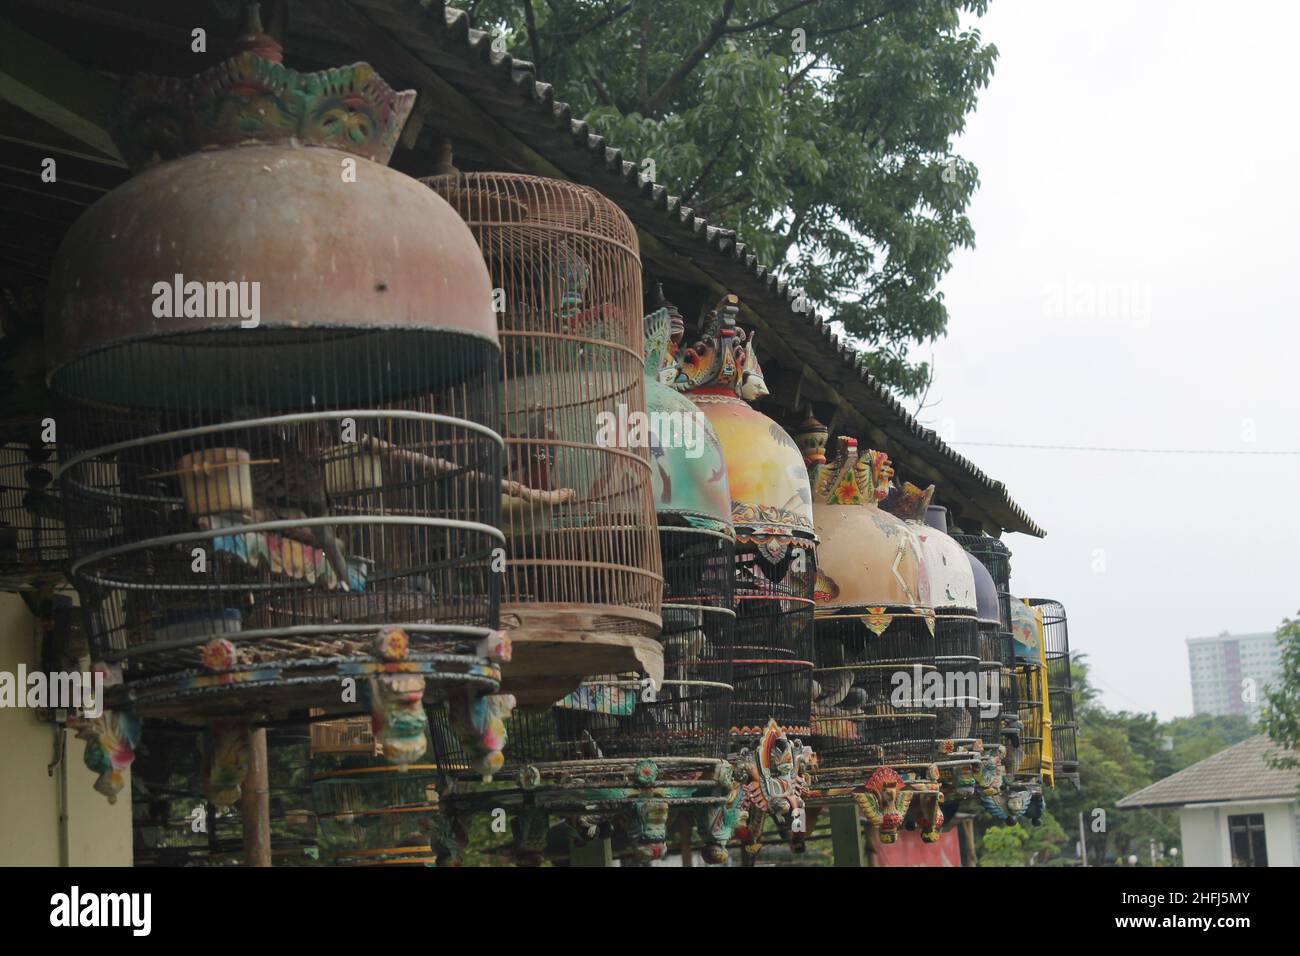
top-left (312, 765), bottom-right (443, 867)
top-left (43, 14), bottom-right (506, 789)
top-left (421, 172), bottom-right (663, 708)
top-left (672, 295), bottom-right (816, 859)
top-left (797, 431), bottom-right (945, 842)
top-left (968, 552), bottom-right (1008, 750)
top-left (131, 720), bottom-right (316, 867)
top-left (1007, 597), bottom-right (1053, 786)
top-left (1026, 598), bottom-right (1077, 784)
top-left (309, 715), bottom-right (380, 758)
top-left (0, 420), bottom-right (68, 589)
top-left (882, 488), bottom-right (984, 781)
top-left (428, 303), bottom-right (739, 865)
top-left (950, 533), bottom-right (1013, 594)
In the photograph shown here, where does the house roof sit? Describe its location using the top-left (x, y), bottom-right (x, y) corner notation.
top-left (1117, 736), bottom-right (1300, 810)
top-left (0, 0), bottom-right (1042, 536)
top-left (331, 2), bottom-right (1044, 537)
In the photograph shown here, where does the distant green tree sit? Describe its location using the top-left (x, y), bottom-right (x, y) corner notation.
top-left (1262, 615), bottom-right (1300, 785)
top-left (472, 0), bottom-right (998, 396)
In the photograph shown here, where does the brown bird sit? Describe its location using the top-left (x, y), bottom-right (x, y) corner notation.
top-left (234, 408), bottom-right (353, 589)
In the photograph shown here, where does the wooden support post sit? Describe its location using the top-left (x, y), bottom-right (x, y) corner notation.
top-left (862, 823), bottom-right (879, 867)
top-left (0, 18), bottom-right (122, 160)
top-left (679, 815), bottom-right (694, 867)
top-left (241, 728), bottom-right (271, 868)
top-left (568, 834), bottom-right (614, 868)
top-left (958, 816), bottom-right (978, 867)
top-left (829, 802), bottom-right (866, 867)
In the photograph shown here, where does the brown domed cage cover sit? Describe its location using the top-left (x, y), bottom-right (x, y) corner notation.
top-left (422, 173), bottom-right (663, 700)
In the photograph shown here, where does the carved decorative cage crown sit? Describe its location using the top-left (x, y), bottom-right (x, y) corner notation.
top-left (0, 422), bottom-right (68, 588)
top-left (43, 26), bottom-right (506, 779)
top-left (422, 173), bottom-right (663, 707)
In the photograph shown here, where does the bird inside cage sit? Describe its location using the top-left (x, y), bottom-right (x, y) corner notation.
top-left (153, 407), bottom-right (368, 594)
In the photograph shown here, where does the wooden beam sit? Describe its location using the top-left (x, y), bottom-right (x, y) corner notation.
top-left (0, 17), bottom-right (122, 161)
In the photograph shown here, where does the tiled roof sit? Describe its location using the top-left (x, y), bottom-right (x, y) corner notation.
top-left (347, 1), bottom-right (1044, 538)
top-left (1117, 736), bottom-right (1300, 809)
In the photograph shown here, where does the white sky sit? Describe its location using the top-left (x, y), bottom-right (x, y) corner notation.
top-left (931, 0), bottom-right (1300, 719)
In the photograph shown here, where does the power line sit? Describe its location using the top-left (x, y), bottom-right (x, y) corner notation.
top-left (949, 441), bottom-right (1300, 456)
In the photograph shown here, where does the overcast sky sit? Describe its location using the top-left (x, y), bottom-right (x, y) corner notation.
top-left (930, 0), bottom-right (1300, 719)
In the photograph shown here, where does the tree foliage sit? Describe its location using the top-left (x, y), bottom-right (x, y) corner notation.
top-left (1262, 615), bottom-right (1300, 781)
top-left (470, 0), bottom-right (998, 396)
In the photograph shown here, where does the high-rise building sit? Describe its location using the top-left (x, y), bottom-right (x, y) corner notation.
top-left (1186, 632), bottom-right (1283, 721)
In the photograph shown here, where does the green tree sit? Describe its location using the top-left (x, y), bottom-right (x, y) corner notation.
top-left (1262, 615), bottom-right (1300, 781)
top-left (977, 811), bottom-right (1066, 866)
top-left (471, 0), bottom-right (998, 396)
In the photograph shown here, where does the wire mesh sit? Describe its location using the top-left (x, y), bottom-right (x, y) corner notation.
top-left (433, 526), bottom-right (735, 774)
top-left (1027, 597), bottom-right (1077, 778)
top-left (0, 424), bottom-right (68, 585)
top-left (811, 612), bottom-right (940, 771)
top-left (932, 611), bottom-right (985, 746)
top-left (311, 716), bottom-right (446, 867)
top-left (50, 330), bottom-right (503, 715)
top-left (949, 532), bottom-right (1012, 593)
top-left (731, 546), bottom-right (815, 742)
top-left (422, 172), bottom-right (661, 640)
top-left (975, 622), bottom-right (1010, 746)
top-left (1007, 663), bottom-right (1045, 780)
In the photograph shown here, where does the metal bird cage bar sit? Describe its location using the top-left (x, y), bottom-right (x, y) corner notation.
top-left (312, 767), bottom-right (443, 867)
top-left (309, 712), bottom-right (449, 867)
top-left (44, 31), bottom-right (508, 733)
top-left (0, 422), bottom-right (68, 588)
top-left (1027, 598), bottom-right (1077, 783)
top-left (932, 611), bottom-right (985, 752)
top-left (950, 533), bottom-right (1012, 597)
top-left (422, 172), bottom-right (663, 706)
top-left (975, 625), bottom-right (1010, 748)
top-left (1008, 663), bottom-right (1045, 781)
top-left (131, 721), bottom-right (317, 867)
top-left (53, 337), bottom-right (505, 716)
top-left (810, 612), bottom-right (941, 773)
top-left (732, 547), bottom-right (816, 743)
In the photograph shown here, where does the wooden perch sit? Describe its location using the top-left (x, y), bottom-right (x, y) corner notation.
top-left (356, 433), bottom-right (575, 506)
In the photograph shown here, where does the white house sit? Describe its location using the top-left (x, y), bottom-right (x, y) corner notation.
top-left (1118, 735), bottom-right (1299, 867)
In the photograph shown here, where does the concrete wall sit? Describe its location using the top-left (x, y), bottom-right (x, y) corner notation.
top-left (1179, 800), bottom-right (1298, 867)
top-left (0, 592), bottom-right (132, 866)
